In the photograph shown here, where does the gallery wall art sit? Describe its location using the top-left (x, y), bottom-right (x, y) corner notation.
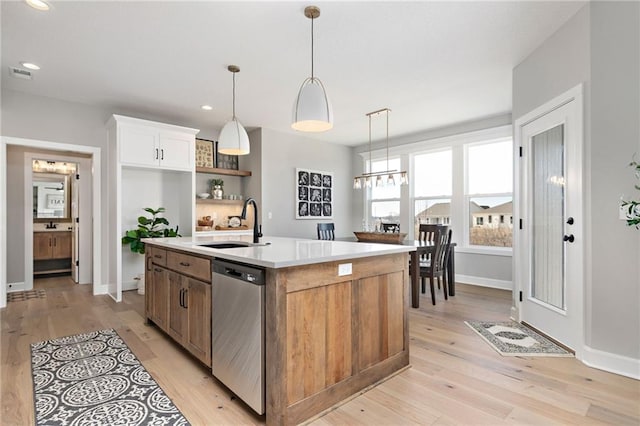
top-left (296, 168), bottom-right (333, 219)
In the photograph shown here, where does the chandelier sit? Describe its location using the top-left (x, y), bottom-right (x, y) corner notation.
top-left (353, 108), bottom-right (408, 189)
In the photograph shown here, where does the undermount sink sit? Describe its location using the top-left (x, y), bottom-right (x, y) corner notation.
top-left (198, 242), bottom-right (250, 249)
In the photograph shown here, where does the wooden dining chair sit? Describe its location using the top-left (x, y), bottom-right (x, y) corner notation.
top-left (418, 224), bottom-right (447, 288)
top-left (317, 223), bottom-right (335, 240)
top-left (381, 223), bottom-right (400, 233)
top-left (419, 227), bottom-right (452, 305)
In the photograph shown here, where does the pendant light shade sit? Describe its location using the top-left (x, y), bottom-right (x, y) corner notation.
top-left (218, 118), bottom-right (250, 156)
top-left (292, 77), bottom-right (333, 132)
top-left (218, 65), bottom-right (250, 155)
top-left (292, 6), bottom-right (333, 132)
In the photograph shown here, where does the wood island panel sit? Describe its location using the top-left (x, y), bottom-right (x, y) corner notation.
top-left (266, 252), bottom-right (409, 426)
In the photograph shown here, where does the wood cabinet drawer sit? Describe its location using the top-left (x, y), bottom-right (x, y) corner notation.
top-left (167, 251), bottom-right (211, 282)
top-left (147, 246), bottom-right (167, 266)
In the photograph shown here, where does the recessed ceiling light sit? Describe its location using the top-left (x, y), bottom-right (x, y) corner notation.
top-left (20, 62), bottom-right (40, 70)
top-left (25, 0), bottom-right (50, 11)
top-left (201, 105), bottom-right (213, 111)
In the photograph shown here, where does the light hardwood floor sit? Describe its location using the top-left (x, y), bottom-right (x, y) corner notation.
top-left (1, 277), bottom-right (638, 425)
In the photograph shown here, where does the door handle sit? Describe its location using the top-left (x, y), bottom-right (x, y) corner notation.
top-left (179, 288), bottom-right (184, 308)
top-left (566, 217), bottom-right (574, 225)
top-left (155, 148), bottom-right (159, 160)
top-left (160, 149), bottom-right (164, 160)
top-left (563, 234), bottom-right (575, 243)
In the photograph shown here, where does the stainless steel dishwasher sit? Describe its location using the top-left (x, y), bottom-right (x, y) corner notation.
top-left (211, 259), bottom-right (265, 415)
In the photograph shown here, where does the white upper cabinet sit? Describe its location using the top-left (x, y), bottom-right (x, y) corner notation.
top-left (112, 115), bottom-right (199, 171)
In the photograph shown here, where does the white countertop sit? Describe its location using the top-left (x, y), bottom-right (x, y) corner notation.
top-left (145, 235), bottom-right (415, 269)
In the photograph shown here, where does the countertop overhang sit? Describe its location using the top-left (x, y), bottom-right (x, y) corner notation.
top-left (144, 235), bottom-right (415, 269)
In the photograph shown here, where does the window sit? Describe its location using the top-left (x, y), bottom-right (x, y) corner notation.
top-left (413, 150), bottom-right (452, 236)
top-left (366, 158), bottom-right (401, 226)
top-left (467, 140), bottom-right (513, 247)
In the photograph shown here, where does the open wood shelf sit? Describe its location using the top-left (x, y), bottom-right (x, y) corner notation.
top-left (195, 166), bottom-right (252, 177)
top-left (195, 199), bottom-right (244, 205)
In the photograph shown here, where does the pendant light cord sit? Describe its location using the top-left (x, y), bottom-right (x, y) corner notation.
top-left (386, 110), bottom-right (390, 172)
top-left (368, 114), bottom-right (372, 173)
top-left (311, 15), bottom-right (315, 80)
top-left (232, 71), bottom-right (237, 120)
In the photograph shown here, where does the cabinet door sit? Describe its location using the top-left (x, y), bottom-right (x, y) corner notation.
top-left (159, 132), bottom-right (194, 171)
top-left (119, 125), bottom-right (159, 168)
top-left (168, 272), bottom-right (188, 342)
top-left (186, 278), bottom-right (212, 367)
top-left (149, 266), bottom-right (170, 329)
top-left (51, 232), bottom-right (72, 259)
top-left (33, 233), bottom-right (52, 260)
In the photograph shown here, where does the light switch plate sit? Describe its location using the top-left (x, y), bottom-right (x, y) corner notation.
top-left (338, 263), bottom-right (352, 276)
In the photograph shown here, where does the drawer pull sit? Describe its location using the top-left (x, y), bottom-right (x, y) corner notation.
top-left (179, 262), bottom-right (190, 267)
top-left (154, 268), bottom-right (163, 273)
top-left (154, 254), bottom-right (162, 259)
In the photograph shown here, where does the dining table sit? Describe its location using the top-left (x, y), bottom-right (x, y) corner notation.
top-left (341, 234), bottom-right (456, 308)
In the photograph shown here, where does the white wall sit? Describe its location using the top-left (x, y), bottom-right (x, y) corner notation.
top-left (259, 128), bottom-right (353, 239)
top-left (513, 2), bottom-right (640, 371)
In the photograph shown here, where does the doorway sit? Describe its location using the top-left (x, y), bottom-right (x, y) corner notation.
top-left (514, 84), bottom-right (584, 358)
top-left (0, 136), bottom-right (103, 309)
top-left (26, 152), bottom-right (92, 289)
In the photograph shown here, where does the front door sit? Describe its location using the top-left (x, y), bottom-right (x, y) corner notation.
top-left (516, 86), bottom-right (584, 355)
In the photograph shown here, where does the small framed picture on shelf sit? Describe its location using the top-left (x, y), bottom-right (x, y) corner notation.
top-left (195, 138), bottom-right (214, 168)
top-left (215, 141), bottom-right (239, 170)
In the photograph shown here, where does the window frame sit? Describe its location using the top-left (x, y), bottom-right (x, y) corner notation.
top-left (463, 137), bottom-right (514, 253)
top-left (357, 125), bottom-right (513, 257)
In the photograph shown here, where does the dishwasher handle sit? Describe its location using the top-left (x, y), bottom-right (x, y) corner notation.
top-left (224, 267), bottom-right (243, 278)
top-left (212, 259), bottom-right (265, 285)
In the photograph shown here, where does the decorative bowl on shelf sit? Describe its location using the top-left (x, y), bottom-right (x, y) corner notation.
top-left (353, 231), bottom-right (407, 244)
top-left (197, 216), bottom-right (214, 227)
top-left (197, 193), bottom-right (210, 199)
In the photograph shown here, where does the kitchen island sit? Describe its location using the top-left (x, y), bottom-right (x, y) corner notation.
top-left (144, 235), bottom-right (414, 426)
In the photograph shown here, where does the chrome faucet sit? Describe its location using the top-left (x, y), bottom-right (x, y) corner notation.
top-left (241, 197), bottom-right (262, 244)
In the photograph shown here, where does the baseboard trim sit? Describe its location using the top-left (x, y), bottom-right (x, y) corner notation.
top-left (582, 345), bottom-right (640, 380)
top-left (7, 282), bottom-right (27, 292)
top-left (122, 280), bottom-right (138, 292)
top-left (456, 274), bottom-right (512, 291)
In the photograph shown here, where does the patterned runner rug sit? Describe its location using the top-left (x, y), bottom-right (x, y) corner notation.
top-left (465, 321), bottom-right (573, 357)
top-left (30, 329), bottom-right (189, 425)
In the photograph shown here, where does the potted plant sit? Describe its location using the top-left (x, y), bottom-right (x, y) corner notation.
top-left (122, 207), bottom-right (181, 254)
top-left (209, 178), bottom-right (224, 199)
top-left (621, 156), bottom-right (640, 229)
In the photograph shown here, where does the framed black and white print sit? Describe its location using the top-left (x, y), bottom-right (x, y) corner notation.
top-left (296, 168), bottom-right (333, 219)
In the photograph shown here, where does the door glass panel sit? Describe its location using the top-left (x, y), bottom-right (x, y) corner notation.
top-left (531, 124), bottom-right (565, 310)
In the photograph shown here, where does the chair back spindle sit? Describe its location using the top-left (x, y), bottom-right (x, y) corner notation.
top-left (317, 223), bottom-right (335, 240)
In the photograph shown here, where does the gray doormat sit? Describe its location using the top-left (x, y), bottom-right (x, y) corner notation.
top-left (465, 321), bottom-right (574, 357)
top-left (30, 328), bottom-right (190, 425)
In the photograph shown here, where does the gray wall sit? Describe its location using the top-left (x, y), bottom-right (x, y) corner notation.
top-left (259, 128), bottom-right (353, 239)
top-left (1, 88), bottom-right (222, 285)
top-left (589, 1), bottom-right (639, 359)
top-left (513, 2), bottom-right (640, 360)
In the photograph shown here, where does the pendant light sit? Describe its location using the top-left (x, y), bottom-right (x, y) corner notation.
top-left (218, 65), bottom-right (250, 155)
top-left (353, 108), bottom-right (408, 189)
top-left (292, 5), bottom-right (333, 132)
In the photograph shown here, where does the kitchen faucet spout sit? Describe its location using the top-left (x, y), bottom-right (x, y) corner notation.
top-left (241, 197), bottom-right (262, 244)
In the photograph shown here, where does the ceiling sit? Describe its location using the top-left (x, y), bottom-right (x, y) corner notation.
top-left (1, 1), bottom-right (585, 146)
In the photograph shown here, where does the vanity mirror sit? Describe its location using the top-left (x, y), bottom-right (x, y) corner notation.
top-left (33, 161), bottom-right (74, 222)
